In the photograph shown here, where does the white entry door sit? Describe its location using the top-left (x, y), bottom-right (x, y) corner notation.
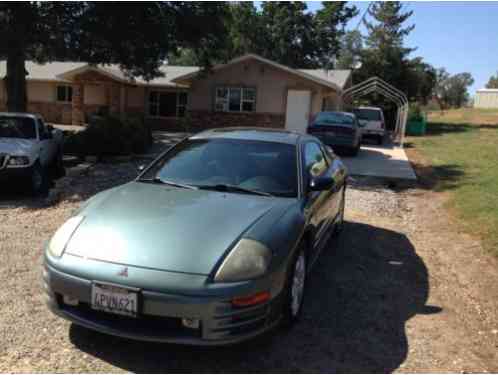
top-left (285, 90), bottom-right (311, 133)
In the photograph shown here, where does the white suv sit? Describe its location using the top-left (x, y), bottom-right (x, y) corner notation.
top-left (353, 107), bottom-right (386, 145)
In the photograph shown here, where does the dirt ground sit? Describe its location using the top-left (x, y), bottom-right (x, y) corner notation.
top-left (0, 161), bottom-right (497, 373)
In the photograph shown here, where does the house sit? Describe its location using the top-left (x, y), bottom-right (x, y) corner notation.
top-left (0, 54), bottom-right (351, 133)
top-left (474, 88), bottom-right (498, 109)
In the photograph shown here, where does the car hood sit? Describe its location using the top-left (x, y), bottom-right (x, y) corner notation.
top-left (0, 138), bottom-right (36, 155)
top-left (65, 182), bottom-right (290, 275)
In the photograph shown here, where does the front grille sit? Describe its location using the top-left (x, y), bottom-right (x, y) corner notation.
top-left (59, 300), bottom-right (201, 339)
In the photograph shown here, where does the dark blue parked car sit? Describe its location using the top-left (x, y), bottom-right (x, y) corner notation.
top-left (307, 111), bottom-right (362, 156)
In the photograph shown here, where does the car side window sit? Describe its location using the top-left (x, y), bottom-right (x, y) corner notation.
top-left (304, 142), bottom-right (328, 178)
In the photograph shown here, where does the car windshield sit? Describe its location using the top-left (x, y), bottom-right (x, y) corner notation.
top-left (139, 138), bottom-right (298, 197)
top-left (353, 108), bottom-right (382, 121)
top-left (0, 116), bottom-right (37, 139)
top-left (314, 112), bottom-right (354, 126)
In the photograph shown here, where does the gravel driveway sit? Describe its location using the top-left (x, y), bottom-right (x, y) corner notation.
top-left (0, 163), bottom-right (496, 373)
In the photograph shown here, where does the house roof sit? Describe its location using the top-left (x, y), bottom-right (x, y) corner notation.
top-left (0, 61), bottom-right (198, 87)
top-left (171, 54), bottom-right (351, 92)
top-left (0, 61), bottom-right (87, 82)
top-left (298, 69), bottom-right (351, 91)
top-left (0, 55), bottom-right (350, 91)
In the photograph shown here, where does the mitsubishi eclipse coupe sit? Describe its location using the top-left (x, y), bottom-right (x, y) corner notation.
top-left (43, 128), bottom-right (347, 345)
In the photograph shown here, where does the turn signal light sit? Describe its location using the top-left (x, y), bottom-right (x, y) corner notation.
top-left (232, 291), bottom-right (270, 307)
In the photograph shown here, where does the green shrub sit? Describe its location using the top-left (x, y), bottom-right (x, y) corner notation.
top-left (64, 115), bottom-right (152, 157)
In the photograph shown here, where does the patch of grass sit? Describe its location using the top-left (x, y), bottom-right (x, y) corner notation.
top-left (407, 108), bottom-right (498, 257)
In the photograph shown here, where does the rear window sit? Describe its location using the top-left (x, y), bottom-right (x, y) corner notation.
top-left (314, 112), bottom-right (354, 126)
top-left (353, 109), bottom-right (382, 121)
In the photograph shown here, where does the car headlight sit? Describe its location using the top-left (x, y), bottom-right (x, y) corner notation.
top-left (48, 216), bottom-right (84, 257)
top-left (8, 156), bottom-right (30, 166)
top-left (214, 239), bottom-right (272, 283)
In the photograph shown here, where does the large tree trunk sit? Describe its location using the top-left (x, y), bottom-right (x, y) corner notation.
top-left (5, 48), bottom-right (27, 112)
top-left (5, 5), bottom-right (28, 113)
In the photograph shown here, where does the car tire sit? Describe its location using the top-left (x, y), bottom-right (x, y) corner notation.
top-left (334, 186), bottom-right (346, 235)
top-left (351, 143), bottom-right (360, 156)
top-left (281, 243), bottom-right (307, 329)
top-left (31, 162), bottom-right (49, 197)
top-left (377, 135), bottom-right (383, 145)
top-left (54, 149), bottom-right (66, 179)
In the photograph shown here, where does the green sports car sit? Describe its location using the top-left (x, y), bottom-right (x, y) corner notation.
top-left (43, 127), bottom-right (347, 345)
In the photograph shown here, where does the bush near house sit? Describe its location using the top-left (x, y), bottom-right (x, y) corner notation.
top-left (64, 115), bottom-right (152, 157)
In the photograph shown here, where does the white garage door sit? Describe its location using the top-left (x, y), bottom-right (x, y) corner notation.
top-left (285, 90), bottom-right (311, 133)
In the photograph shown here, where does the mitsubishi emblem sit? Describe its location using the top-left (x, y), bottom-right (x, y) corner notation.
top-left (117, 267), bottom-right (128, 277)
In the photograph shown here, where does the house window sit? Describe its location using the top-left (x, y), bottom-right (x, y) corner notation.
top-left (56, 85), bottom-right (72, 103)
top-left (149, 91), bottom-right (188, 118)
top-left (215, 87), bottom-right (256, 112)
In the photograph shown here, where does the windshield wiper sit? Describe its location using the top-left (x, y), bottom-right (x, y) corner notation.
top-left (139, 177), bottom-right (198, 190)
top-left (197, 184), bottom-right (273, 197)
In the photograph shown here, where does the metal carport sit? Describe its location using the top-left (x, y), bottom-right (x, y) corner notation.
top-left (341, 77), bottom-right (409, 147)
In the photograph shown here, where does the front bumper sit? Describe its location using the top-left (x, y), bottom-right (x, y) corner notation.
top-left (0, 165), bottom-right (33, 183)
top-left (43, 259), bottom-right (284, 345)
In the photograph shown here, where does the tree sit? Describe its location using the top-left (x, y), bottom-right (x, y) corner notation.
top-left (0, 2), bottom-right (229, 112)
top-left (433, 69), bottom-right (474, 108)
top-left (259, 2), bottom-right (316, 68)
top-left (357, 1), bottom-right (415, 90)
top-left (164, 2), bottom-right (357, 69)
top-left (433, 67), bottom-right (451, 109)
top-left (313, 2), bottom-right (358, 69)
top-left (224, 2), bottom-right (264, 60)
top-left (405, 57), bottom-right (436, 104)
top-left (336, 30), bottom-right (363, 69)
top-left (486, 71), bottom-right (498, 89)
top-left (443, 73), bottom-right (474, 108)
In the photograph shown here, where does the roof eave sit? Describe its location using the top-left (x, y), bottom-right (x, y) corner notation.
top-left (56, 65), bottom-right (129, 84)
top-left (171, 54), bottom-right (343, 92)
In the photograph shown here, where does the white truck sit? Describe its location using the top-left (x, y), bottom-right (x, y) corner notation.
top-left (0, 113), bottom-right (64, 195)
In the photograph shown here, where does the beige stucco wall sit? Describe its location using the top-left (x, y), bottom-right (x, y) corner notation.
top-left (188, 59), bottom-right (335, 115)
top-left (84, 83), bottom-right (107, 105)
top-left (28, 82), bottom-right (55, 103)
top-left (127, 86), bottom-right (145, 108)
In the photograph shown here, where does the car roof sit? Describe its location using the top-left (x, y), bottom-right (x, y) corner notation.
top-left (0, 112), bottom-right (40, 120)
top-left (316, 111), bottom-right (356, 118)
top-left (191, 127), bottom-right (313, 145)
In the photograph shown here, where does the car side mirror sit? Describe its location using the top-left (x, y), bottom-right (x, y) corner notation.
top-left (309, 176), bottom-right (335, 191)
top-left (325, 145), bottom-right (335, 155)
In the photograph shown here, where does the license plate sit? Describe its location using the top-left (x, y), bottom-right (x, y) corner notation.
top-left (91, 283), bottom-right (138, 317)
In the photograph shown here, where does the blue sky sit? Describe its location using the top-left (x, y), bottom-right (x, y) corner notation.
top-left (257, 1), bottom-right (497, 95)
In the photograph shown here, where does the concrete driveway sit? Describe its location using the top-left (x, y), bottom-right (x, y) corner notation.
top-left (341, 141), bottom-right (417, 180)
